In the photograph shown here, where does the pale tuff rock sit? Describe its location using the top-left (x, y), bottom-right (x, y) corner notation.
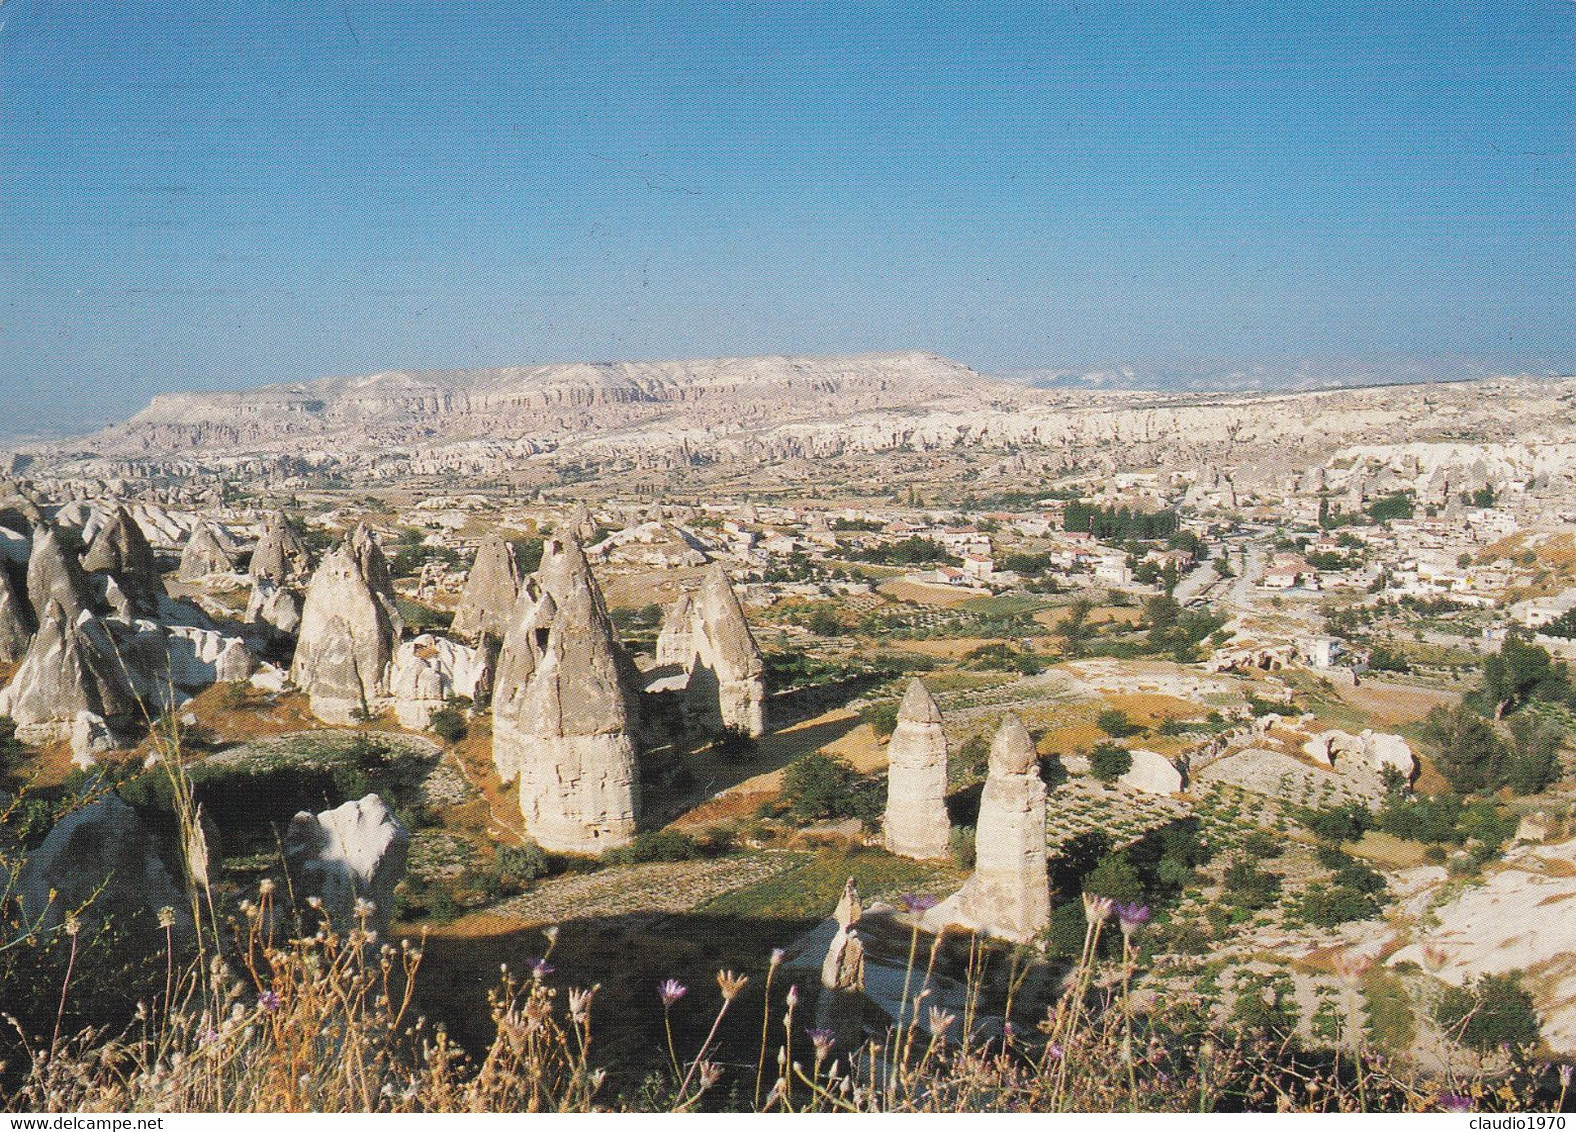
top-left (250, 510), bottom-right (313, 585)
top-left (927, 715), bottom-right (1049, 944)
top-left (282, 793), bottom-right (409, 940)
top-left (450, 533), bottom-right (522, 643)
top-left (70, 710), bottom-right (117, 769)
top-left (246, 577), bottom-right (302, 637)
top-left (178, 522), bottom-right (237, 580)
top-left (389, 633), bottom-right (490, 730)
top-left (656, 566), bottom-right (767, 738)
top-left (349, 523), bottom-right (404, 636)
top-left (1300, 728), bottom-right (1415, 779)
top-left (17, 796), bottom-right (193, 942)
top-left (0, 600), bottom-right (138, 741)
top-left (27, 522), bottom-right (92, 625)
top-left (81, 505), bottom-right (167, 619)
top-left (289, 544), bottom-right (397, 724)
top-left (882, 679), bottom-right (952, 860)
top-left (1118, 749), bottom-right (1186, 795)
top-left (654, 593), bottom-right (695, 666)
top-left (492, 533), bottom-right (639, 854)
top-left (821, 877), bottom-right (867, 992)
top-left (0, 560), bottom-right (34, 663)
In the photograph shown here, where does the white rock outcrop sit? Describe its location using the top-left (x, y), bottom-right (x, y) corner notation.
top-left (282, 793), bottom-right (409, 940)
top-left (389, 633), bottom-right (491, 730)
top-left (0, 601), bottom-right (138, 742)
top-left (1119, 748), bottom-right (1185, 795)
top-left (450, 533), bottom-right (522, 643)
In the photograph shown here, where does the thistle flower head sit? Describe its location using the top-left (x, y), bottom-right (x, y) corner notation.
top-left (1082, 892), bottom-right (1114, 922)
top-left (568, 985), bottom-right (597, 1022)
top-left (717, 969), bottom-right (749, 1002)
top-left (528, 956), bottom-right (555, 980)
top-left (807, 1028), bottom-right (836, 1057)
top-left (354, 897), bottom-right (376, 921)
top-left (258, 878), bottom-right (275, 897)
top-left (1115, 901), bottom-right (1151, 935)
top-left (769, 947), bottom-right (786, 969)
top-left (658, 978), bottom-right (687, 1007)
top-left (257, 990), bottom-right (281, 1014)
top-left (786, 984), bottom-right (800, 1008)
top-left (900, 892), bottom-right (939, 914)
top-left (927, 1007), bottom-right (956, 1038)
top-left (697, 1061), bottom-right (723, 1090)
top-left (1436, 1093), bottom-right (1472, 1113)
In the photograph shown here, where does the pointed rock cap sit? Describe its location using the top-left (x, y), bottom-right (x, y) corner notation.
top-left (897, 678), bottom-right (942, 725)
top-left (989, 714), bottom-right (1037, 776)
top-left (697, 564), bottom-right (762, 676)
top-left (536, 532), bottom-right (595, 602)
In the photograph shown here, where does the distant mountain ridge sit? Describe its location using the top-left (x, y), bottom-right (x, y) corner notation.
top-left (999, 356), bottom-right (1570, 393)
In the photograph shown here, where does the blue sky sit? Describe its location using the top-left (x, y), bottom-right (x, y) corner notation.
top-left (1, 1), bottom-right (1573, 434)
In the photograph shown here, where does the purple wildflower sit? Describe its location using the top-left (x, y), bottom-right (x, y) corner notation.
top-left (1436, 1093), bottom-right (1472, 1113)
top-left (1115, 902), bottom-right (1151, 935)
top-left (658, 978), bottom-right (688, 1007)
top-left (900, 893), bottom-right (939, 914)
top-left (1046, 1042), bottom-right (1064, 1062)
top-left (257, 990), bottom-right (281, 1014)
top-left (528, 957), bottom-right (555, 980)
top-left (1561, 1063), bottom-right (1573, 1088)
top-left (807, 1028), bottom-right (836, 1057)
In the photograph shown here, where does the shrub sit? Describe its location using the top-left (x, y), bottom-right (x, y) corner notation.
top-left (1220, 856), bottom-right (1281, 912)
top-left (494, 842), bottom-right (551, 890)
top-left (429, 706), bottom-right (468, 745)
top-left (1297, 803), bottom-right (1372, 844)
top-left (1089, 742), bottom-right (1132, 784)
top-left (780, 752), bottom-right (882, 823)
top-left (604, 829), bottom-right (705, 865)
top-left (1433, 973), bottom-right (1541, 1052)
top-left (1096, 708), bottom-right (1140, 738)
top-left (861, 699), bottom-right (901, 739)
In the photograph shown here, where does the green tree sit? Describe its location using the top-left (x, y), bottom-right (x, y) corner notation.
top-left (1482, 635), bottom-right (1560, 719)
top-left (1421, 704), bottom-right (1508, 794)
top-left (1089, 741), bottom-right (1133, 783)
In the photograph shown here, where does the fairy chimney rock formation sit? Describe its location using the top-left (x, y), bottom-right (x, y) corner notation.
top-left (492, 534), bottom-right (639, 854)
top-left (81, 506), bottom-right (166, 618)
top-left (927, 714), bottom-right (1049, 944)
top-left (251, 511), bottom-right (313, 586)
top-left (289, 543), bottom-right (398, 724)
top-left (566, 501), bottom-right (598, 545)
top-left (0, 600), bottom-right (138, 742)
top-left (451, 533), bottom-right (522, 643)
top-left (179, 522), bottom-right (237, 581)
top-left (882, 679), bottom-right (953, 860)
top-left (821, 877), bottom-right (866, 992)
top-left (657, 567), bottom-right (767, 739)
top-left (349, 523), bottom-right (404, 636)
top-left (27, 522), bottom-right (92, 625)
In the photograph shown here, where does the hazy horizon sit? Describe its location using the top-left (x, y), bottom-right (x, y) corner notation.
top-left (3, 1), bottom-right (1573, 436)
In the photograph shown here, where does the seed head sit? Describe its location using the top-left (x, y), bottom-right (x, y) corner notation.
top-left (717, 969), bottom-right (749, 1002)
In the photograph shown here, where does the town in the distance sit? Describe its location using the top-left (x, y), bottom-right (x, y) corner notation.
top-left (2, 350), bottom-right (1574, 1110)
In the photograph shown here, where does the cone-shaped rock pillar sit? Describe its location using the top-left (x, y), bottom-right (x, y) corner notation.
top-left (882, 679), bottom-right (953, 860)
top-left (493, 534), bottom-right (639, 854)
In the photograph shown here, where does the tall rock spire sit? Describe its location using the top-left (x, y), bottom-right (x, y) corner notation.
top-left (179, 522), bottom-right (237, 581)
top-left (882, 679), bottom-right (953, 861)
top-left (656, 566), bottom-right (767, 739)
top-left (927, 714), bottom-right (1049, 944)
top-left (27, 521), bottom-right (92, 625)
